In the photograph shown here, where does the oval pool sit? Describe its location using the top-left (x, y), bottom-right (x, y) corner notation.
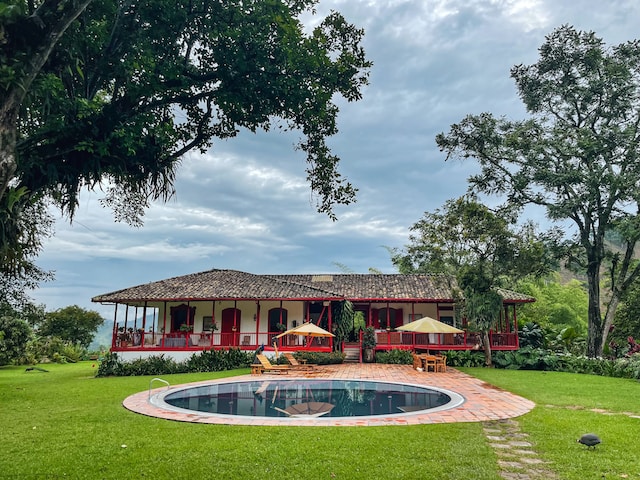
top-left (152, 379), bottom-right (464, 419)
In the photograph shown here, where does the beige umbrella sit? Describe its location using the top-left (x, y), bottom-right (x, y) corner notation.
top-left (274, 401), bottom-right (335, 418)
top-left (275, 322), bottom-right (335, 338)
top-left (396, 316), bottom-right (464, 334)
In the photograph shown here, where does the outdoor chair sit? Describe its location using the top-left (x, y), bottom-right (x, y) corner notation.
top-left (412, 353), bottom-right (423, 370)
top-left (256, 354), bottom-right (290, 375)
top-left (423, 354), bottom-right (437, 372)
top-left (283, 352), bottom-right (316, 370)
top-left (435, 355), bottom-right (447, 373)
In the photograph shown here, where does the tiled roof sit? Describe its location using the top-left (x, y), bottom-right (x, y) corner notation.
top-left (91, 269), bottom-right (535, 304)
top-left (496, 288), bottom-right (536, 303)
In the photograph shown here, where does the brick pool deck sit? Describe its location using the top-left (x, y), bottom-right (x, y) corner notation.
top-left (123, 364), bottom-right (535, 426)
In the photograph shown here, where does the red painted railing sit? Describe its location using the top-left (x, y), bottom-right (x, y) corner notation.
top-left (111, 330), bottom-right (332, 352)
top-left (111, 328), bottom-right (517, 352)
top-left (372, 330), bottom-right (518, 351)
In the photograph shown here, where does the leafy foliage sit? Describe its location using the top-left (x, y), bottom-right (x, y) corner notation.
top-left (96, 348), bottom-right (255, 377)
top-left (392, 196), bottom-right (554, 279)
top-left (2, 0), bottom-right (371, 221)
top-left (518, 322), bottom-right (545, 349)
top-left (374, 348), bottom-right (413, 364)
top-left (361, 326), bottom-right (376, 349)
top-left (609, 275), bottom-right (640, 347)
top-left (27, 335), bottom-right (86, 364)
top-left (39, 305), bottom-right (104, 348)
top-left (185, 348), bottom-right (252, 373)
top-left (331, 300), bottom-right (354, 350)
top-left (0, 192), bottom-right (53, 304)
top-left (292, 351), bottom-right (345, 365)
top-left (445, 350), bottom-right (485, 368)
top-left (516, 275), bottom-right (588, 335)
top-left (491, 348), bottom-right (640, 380)
top-left (392, 195), bottom-right (555, 366)
top-left (0, 314), bottom-right (32, 365)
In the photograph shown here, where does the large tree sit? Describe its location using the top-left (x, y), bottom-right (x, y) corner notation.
top-left (392, 195), bottom-right (554, 365)
top-left (436, 25), bottom-right (640, 357)
top-left (40, 305), bottom-right (104, 348)
top-left (1, 0), bottom-right (371, 271)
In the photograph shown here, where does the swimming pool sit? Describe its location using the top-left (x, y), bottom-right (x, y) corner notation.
top-left (152, 378), bottom-right (464, 419)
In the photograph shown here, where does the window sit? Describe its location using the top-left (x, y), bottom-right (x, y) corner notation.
top-left (439, 316), bottom-right (454, 326)
top-left (203, 316), bottom-right (214, 331)
top-left (438, 305), bottom-right (455, 327)
top-left (269, 308), bottom-right (288, 332)
top-left (377, 308), bottom-right (402, 329)
top-left (170, 304), bottom-right (196, 332)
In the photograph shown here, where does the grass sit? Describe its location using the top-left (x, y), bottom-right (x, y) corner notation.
top-left (0, 364), bottom-right (638, 479)
top-left (463, 368), bottom-right (640, 479)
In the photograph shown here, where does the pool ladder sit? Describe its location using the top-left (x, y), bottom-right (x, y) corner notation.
top-left (149, 377), bottom-right (170, 399)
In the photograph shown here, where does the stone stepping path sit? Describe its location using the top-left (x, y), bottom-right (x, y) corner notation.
top-left (483, 418), bottom-right (557, 480)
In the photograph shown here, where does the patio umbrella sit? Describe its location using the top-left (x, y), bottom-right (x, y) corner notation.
top-left (396, 316), bottom-right (464, 334)
top-left (275, 322), bottom-right (335, 338)
top-left (274, 401), bottom-right (335, 418)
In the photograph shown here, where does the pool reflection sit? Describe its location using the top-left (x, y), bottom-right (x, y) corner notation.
top-left (163, 380), bottom-right (451, 418)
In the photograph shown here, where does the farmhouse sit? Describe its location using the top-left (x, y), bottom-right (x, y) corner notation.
top-left (92, 269), bottom-right (533, 362)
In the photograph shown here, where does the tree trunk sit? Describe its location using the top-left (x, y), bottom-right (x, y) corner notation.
top-left (600, 287), bottom-right (621, 355)
top-left (0, 123), bottom-right (18, 200)
top-left (483, 330), bottom-right (492, 367)
top-left (586, 261), bottom-right (605, 358)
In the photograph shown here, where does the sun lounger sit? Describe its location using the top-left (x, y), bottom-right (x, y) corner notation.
top-left (283, 352), bottom-right (316, 370)
top-left (256, 354), bottom-right (290, 375)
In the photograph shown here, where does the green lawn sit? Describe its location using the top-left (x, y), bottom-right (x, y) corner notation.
top-left (1, 363), bottom-right (638, 479)
top-left (464, 368), bottom-right (640, 480)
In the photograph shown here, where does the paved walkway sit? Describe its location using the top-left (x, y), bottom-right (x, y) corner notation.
top-left (123, 364), bottom-right (535, 426)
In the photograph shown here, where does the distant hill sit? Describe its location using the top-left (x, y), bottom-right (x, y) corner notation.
top-left (90, 322), bottom-right (113, 351)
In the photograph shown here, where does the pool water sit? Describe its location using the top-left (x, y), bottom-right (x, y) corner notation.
top-left (159, 379), bottom-right (463, 418)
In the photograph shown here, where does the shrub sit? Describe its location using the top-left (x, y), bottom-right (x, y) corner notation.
top-left (374, 349), bottom-right (413, 364)
top-left (0, 316), bottom-right (33, 365)
top-left (490, 348), bottom-right (640, 380)
top-left (518, 322), bottom-right (545, 349)
top-left (294, 351), bottom-right (345, 365)
top-left (446, 350), bottom-right (485, 367)
top-left (96, 352), bottom-right (126, 377)
top-left (362, 326), bottom-right (376, 349)
top-left (96, 348), bottom-right (256, 377)
top-left (185, 348), bottom-right (253, 372)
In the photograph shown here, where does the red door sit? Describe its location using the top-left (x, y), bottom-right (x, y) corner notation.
top-left (221, 308), bottom-right (239, 346)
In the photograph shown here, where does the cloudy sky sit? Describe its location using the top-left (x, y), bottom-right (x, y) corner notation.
top-left (30, 0), bottom-right (640, 318)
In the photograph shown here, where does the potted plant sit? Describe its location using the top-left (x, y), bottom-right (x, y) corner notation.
top-left (117, 327), bottom-right (132, 346)
top-left (362, 326), bottom-right (376, 363)
top-left (179, 324), bottom-right (193, 333)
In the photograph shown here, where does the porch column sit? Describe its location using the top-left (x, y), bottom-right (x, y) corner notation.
top-left (211, 301), bottom-right (216, 347)
top-left (254, 301), bottom-right (260, 346)
top-left (112, 303), bottom-right (119, 348)
top-left (142, 303), bottom-right (147, 332)
top-left (327, 300), bottom-right (333, 350)
top-left (513, 305), bottom-right (519, 348)
top-left (161, 301), bottom-right (167, 347)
